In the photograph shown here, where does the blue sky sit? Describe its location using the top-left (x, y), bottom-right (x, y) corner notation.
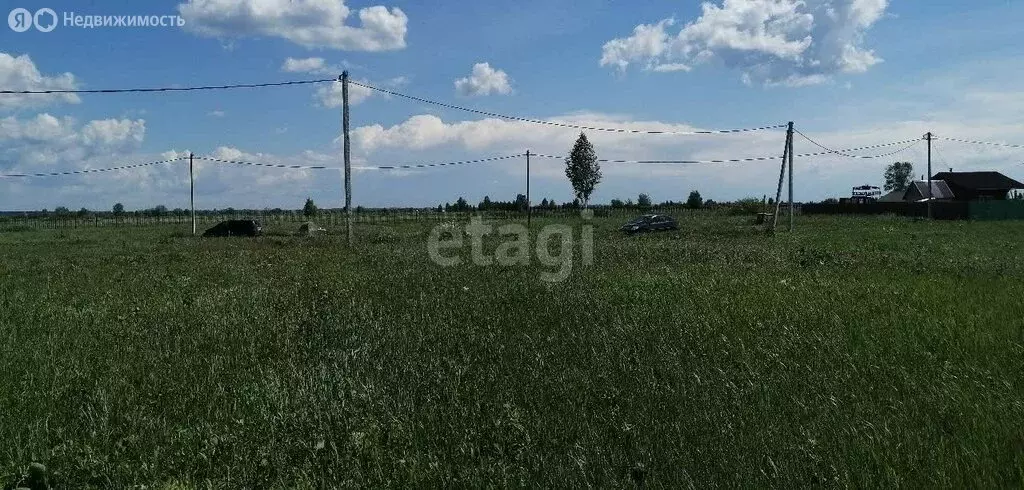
top-left (2, 0), bottom-right (1024, 211)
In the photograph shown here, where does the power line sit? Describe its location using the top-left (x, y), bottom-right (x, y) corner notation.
top-left (794, 140), bottom-right (921, 160)
top-left (355, 154), bottom-right (521, 170)
top-left (794, 129), bottom-right (921, 158)
top-left (531, 153), bottom-right (781, 165)
top-left (937, 136), bottom-right (1024, 150)
top-left (0, 157), bottom-right (183, 178)
top-left (348, 80), bottom-right (787, 136)
top-left (196, 154), bottom-right (523, 171)
top-left (0, 78), bottom-right (336, 95)
top-left (532, 140), bottom-right (920, 166)
top-left (194, 156), bottom-right (332, 170)
top-left (931, 140), bottom-right (951, 170)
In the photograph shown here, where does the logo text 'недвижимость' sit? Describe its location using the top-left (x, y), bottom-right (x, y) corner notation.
top-left (9, 8), bottom-right (183, 32)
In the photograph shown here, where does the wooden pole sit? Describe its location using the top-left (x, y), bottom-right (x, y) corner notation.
top-left (787, 121), bottom-right (794, 232)
top-left (526, 150), bottom-right (531, 228)
top-left (926, 131), bottom-right (933, 219)
top-left (771, 124), bottom-right (791, 232)
top-left (342, 72), bottom-right (352, 245)
top-left (189, 152), bottom-right (196, 236)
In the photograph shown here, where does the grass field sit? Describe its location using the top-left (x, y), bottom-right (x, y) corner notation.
top-left (1, 212), bottom-right (1022, 488)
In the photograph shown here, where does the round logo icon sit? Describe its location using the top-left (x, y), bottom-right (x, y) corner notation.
top-left (33, 8), bottom-right (57, 32)
top-left (8, 8), bottom-right (32, 32)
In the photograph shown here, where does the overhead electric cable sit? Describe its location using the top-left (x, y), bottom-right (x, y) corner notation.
top-left (348, 80), bottom-right (787, 135)
top-left (0, 157), bottom-right (183, 178)
top-left (0, 78), bottom-right (335, 95)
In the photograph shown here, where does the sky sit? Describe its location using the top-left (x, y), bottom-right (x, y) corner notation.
top-left (2, 0), bottom-right (1024, 211)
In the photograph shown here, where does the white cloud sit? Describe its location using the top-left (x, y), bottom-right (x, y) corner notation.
top-left (207, 110), bottom-right (226, 117)
top-left (0, 114), bottom-right (145, 167)
top-left (600, 19), bottom-right (678, 72)
top-left (80, 119), bottom-right (146, 146)
top-left (600, 0), bottom-right (888, 86)
top-left (0, 53), bottom-right (80, 111)
top-left (454, 63), bottom-right (513, 97)
top-left (282, 57), bottom-right (328, 73)
top-left (280, 56), bottom-right (349, 76)
top-left (178, 0), bottom-right (408, 51)
top-left (652, 63), bottom-right (692, 73)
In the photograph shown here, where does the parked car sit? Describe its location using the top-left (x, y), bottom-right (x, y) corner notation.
top-left (202, 219), bottom-right (263, 237)
top-left (620, 214), bottom-right (678, 234)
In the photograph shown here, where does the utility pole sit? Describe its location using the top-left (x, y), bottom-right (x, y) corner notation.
top-left (788, 121), bottom-right (794, 232)
top-left (926, 131), bottom-right (933, 219)
top-left (342, 71), bottom-right (352, 245)
top-left (526, 150), bottom-right (531, 228)
top-left (189, 152), bottom-right (196, 236)
top-left (771, 124), bottom-right (790, 232)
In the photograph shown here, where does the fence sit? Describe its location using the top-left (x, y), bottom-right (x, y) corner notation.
top-left (0, 206), bottom-right (732, 231)
top-left (798, 200), bottom-right (1024, 221)
top-left (967, 200), bottom-right (1024, 220)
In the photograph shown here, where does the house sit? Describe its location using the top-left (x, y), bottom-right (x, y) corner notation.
top-left (930, 171), bottom-right (1024, 201)
top-left (904, 180), bottom-right (955, 201)
top-left (873, 181), bottom-right (954, 202)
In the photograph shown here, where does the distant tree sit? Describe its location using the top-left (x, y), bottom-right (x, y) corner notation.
top-left (823, 197), bottom-right (839, 204)
top-left (152, 205), bottom-right (168, 217)
top-left (453, 197), bottom-right (471, 212)
top-left (112, 202), bottom-right (125, 215)
top-left (884, 162), bottom-right (914, 192)
top-left (564, 132), bottom-right (601, 208)
top-left (704, 199), bottom-right (716, 208)
top-left (610, 198), bottom-right (624, 208)
top-left (514, 193), bottom-right (528, 211)
top-left (687, 190), bottom-right (703, 209)
top-left (303, 198), bottom-right (317, 217)
top-left (444, 202), bottom-right (452, 212)
top-left (54, 206), bottom-right (70, 215)
top-left (625, 198), bottom-right (634, 207)
top-left (436, 204), bottom-right (444, 213)
top-left (77, 207), bottom-right (89, 217)
top-left (637, 193), bottom-right (652, 208)
top-left (479, 195), bottom-right (492, 211)
top-left (540, 198), bottom-right (549, 208)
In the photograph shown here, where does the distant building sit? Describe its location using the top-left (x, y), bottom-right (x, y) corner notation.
top-left (849, 185), bottom-right (881, 203)
top-left (930, 171), bottom-right (1024, 201)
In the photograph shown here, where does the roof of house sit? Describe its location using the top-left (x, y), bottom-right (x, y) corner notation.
top-left (908, 180), bottom-right (955, 200)
top-left (877, 190), bottom-right (906, 202)
top-left (930, 171), bottom-right (1024, 190)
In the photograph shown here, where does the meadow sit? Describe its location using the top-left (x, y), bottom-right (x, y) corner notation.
top-left (0, 212), bottom-right (1022, 488)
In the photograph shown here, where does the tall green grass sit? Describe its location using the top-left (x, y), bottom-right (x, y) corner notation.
top-left (0, 214), bottom-right (1021, 487)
